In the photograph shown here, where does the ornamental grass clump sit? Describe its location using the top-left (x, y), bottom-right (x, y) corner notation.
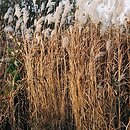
top-left (21, 23), bottom-right (129, 129)
top-left (0, 0), bottom-right (130, 130)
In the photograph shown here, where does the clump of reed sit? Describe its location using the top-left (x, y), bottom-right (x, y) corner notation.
top-left (1, 0), bottom-right (130, 129)
top-left (22, 22), bottom-right (130, 130)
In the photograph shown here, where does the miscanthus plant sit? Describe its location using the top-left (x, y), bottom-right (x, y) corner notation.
top-left (3, 0), bottom-right (130, 39)
top-left (1, 0), bottom-right (130, 130)
top-left (3, 0), bottom-right (74, 38)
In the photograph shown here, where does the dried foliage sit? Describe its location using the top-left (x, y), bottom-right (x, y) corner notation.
top-left (0, 0), bottom-right (130, 130)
